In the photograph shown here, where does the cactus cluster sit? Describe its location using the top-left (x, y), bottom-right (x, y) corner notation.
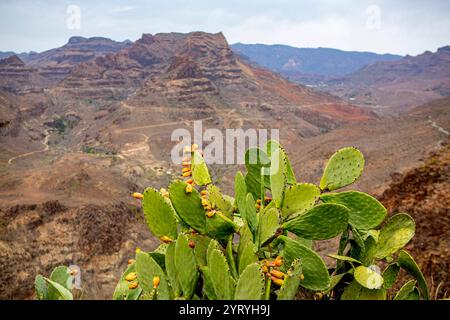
top-left (35, 141), bottom-right (429, 300)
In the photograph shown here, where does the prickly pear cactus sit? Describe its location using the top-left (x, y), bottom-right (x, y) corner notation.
top-left (30, 141), bottom-right (426, 301)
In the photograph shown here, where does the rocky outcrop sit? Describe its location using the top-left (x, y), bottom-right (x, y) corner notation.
top-left (0, 56), bottom-right (45, 93)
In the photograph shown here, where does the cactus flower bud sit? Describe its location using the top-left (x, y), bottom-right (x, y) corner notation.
top-left (271, 276), bottom-right (284, 286)
top-left (255, 204), bottom-right (261, 210)
top-left (186, 179), bottom-right (194, 184)
top-left (261, 265), bottom-right (269, 273)
top-left (160, 236), bottom-right (173, 243)
top-left (256, 199), bottom-right (262, 204)
top-left (270, 269), bottom-right (286, 279)
top-left (185, 184), bottom-right (193, 193)
top-left (188, 240), bottom-right (196, 248)
top-left (128, 281), bottom-right (139, 289)
top-left (182, 171), bottom-right (192, 177)
top-left (127, 259), bottom-right (135, 265)
top-left (201, 198), bottom-right (209, 206)
top-left (125, 272), bottom-right (137, 282)
top-left (152, 276), bottom-right (160, 289)
top-left (200, 190), bottom-right (208, 196)
top-left (299, 274), bottom-right (305, 281)
top-left (132, 192), bottom-right (144, 199)
top-left (135, 247), bottom-right (142, 254)
top-left (182, 167), bottom-right (191, 173)
top-left (206, 210), bottom-right (216, 218)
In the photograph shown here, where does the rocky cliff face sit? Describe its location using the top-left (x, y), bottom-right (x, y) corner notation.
top-left (0, 56), bottom-right (45, 93)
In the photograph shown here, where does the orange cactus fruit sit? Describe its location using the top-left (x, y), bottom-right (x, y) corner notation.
top-left (200, 190), bottom-right (208, 196)
top-left (127, 259), bottom-right (135, 265)
top-left (152, 276), bottom-right (160, 289)
top-left (271, 276), bottom-right (284, 286)
top-left (128, 281), bottom-right (139, 289)
top-left (160, 236), bottom-right (173, 243)
top-left (182, 171), bottom-right (192, 177)
top-left (188, 240), bottom-right (196, 248)
top-left (206, 210), bottom-right (216, 218)
top-left (270, 269), bottom-right (286, 279)
top-left (132, 192), bottom-right (144, 200)
top-left (185, 184), bottom-right (193, 193)
top-left (186, 179), bottom-right (194, 185)
top-left (182, 167), bottom-right (191, 173)
top-left (125, 272), bottom-right (137, 282)
top-left (274, 256), bottom-right (283, 267)
top-left (256, 199), bottom-right (262, 204)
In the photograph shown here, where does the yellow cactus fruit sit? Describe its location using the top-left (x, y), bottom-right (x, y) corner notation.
top-left (125, 272), bottom-right (137, 282)
top-left (261, 265), bottom-right (269, 274)
top-left (299, 274), bottom-right (305, 281)
top-left (191, 143), bottom-right (199, 151)
top-left (182, 167), bottom-right (191, 173)
top-left (201, 198), bottom-right (209, 206)
top-left (314, 292), bottom-right (323, 300)
top-left (274, 256), bottom-right (283, 267)
top-left (256, 199), bottom-right (262, 204)
top-left (182, 171), bottom-right (192, 177)
top-left (270, 269), bottom-right (286, 279)
top-left (132, 192), bottom-right (144, 200)
top-left (152, 276), bottom-right (160, 289)
top-left (206, 210), bottom-right (216, 218)
top-left (128, 281), bottom-right (139, 289)
top-left (185, 184), bottom-right (193, 193)
top-left (160, 236), bottom-right (173, 243)
top-left (271, 276), bottom-right (284, 286)
top-left (200, 190), bottom-right (208, 196)
top-left (135, 247), bottom-right (142, 254)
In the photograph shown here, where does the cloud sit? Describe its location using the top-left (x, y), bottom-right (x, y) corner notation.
top-left (0, 0), bottom-right (449, 55)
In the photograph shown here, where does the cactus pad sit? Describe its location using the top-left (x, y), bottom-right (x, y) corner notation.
top-left (397, 250), bottom-right (429, 300)
top-left (277, 259), bottom-right (302, 300)
top-left (244, 147), bottom-right (270, 199)
top-left (207, 184), bottom-right (233, 218)
top-left (234, 263), bottom-right (265, 300)
top-left (269, 147), bottom-right (287, 208)
top-left (382, 264), bottom-right (400, 289)
top-left (393, 280), bottom-right (418, 300)
top-left (191, 150), bottom-right (211, 186)
top-left (113, 263), bottom-right (143, 300)
top-left (280, 236), bottom-right (330, 291)
top-left (321, 191), bottom-right (386, 230)
top-left (375, 213), bottom-right (415, 259)
top-left (135, 252), bottom-right (170, 299)
top-left (43, 278), bottom-right (73, 300)
top-left (143, 187), bottom-right (178, 240)
top-left (283, 203), bottom-right (349, 240)
top-left (207, 248), bottom-right (236, 299)
top-left (169, 180), bottom-right (206, 233)
top-left (165, 242), bottom-right (182, 297)
top-left (265, 140), bottom-right (296, 184)
top-left (175, 234), bottom-right (199, 298)
top-left (257, 207), bottom-right (280, 247)
top-left (354, 265), bottom-right (384, 289)
top-left (341, 280), bottom-right (386, 300)
top-left (319, 147), bottom-right (364, 191)
top-left (282, 183), bottom-right (320, 219)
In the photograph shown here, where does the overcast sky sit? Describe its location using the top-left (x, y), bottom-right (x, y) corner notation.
top-left (0, 0), bottom-right (449, 55)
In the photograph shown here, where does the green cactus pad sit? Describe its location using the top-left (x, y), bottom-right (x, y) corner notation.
top-left (235, 171), bottom-right (247, 211)
top-left (207, 184), bottom-right (233, 218)
top-left (393, 280), bottom-right (418, 300)
top-left (265, 140), bottom-right (296, 184)
top-left (200, 267), bottom-right (217, 300)
top-left (43, 277), bottom-right (73, 300)
top-left (135, 252), bottom-right (171, 300)
top-left (175, 234), bottom-right (199, 299)
top-left (165, 242), bottom-right (182, 297)
top-left (321, 191), bottom-right (386, 230)
top-left (397, 250), bottom-right (429, 300)
top-left (280, 236), bottom-right (330, 291)
top-left (143, 188), bottom-right (178, 240)
top-left (354, 265), bottom-right (384, 289)
top-left (244, 147), bottom-right (270, 199)
top-left (234, 263), bottom-right (265, 300)
top-left (206, 211), bottom-right (238, 239)
top-left (269, 147), bottom-right (287, 208)
top-left (50, 266), bottom-right (73, 290)
top-left (277, 259), bottom-right (303, 300)
top-left (327, 254), bottom-right (362, 265)
top-left (226, 236), bottom-right (239, 279)
top-left (193, 235), bottom-right (213, 267)
top-left (282, 183), bottom-right (320, 219)
top-left (241, 193), bottom-right (258, 234)
top-left (169, 180), bottom-right (206, 233)
top-left (191, 150), bottom-right (211, 186)
top-left (113, 263), bottom-right (143, 300)
top-left (341, 280), bottom-right (386, 300)
top-left (382, 264), bottom-right (400, 289)
top-left (257, 207), bottom-right (280, 247)
top-left (238, 223), bottom-right (257, 274)
top-left (375, 213), bottom-right (415, 259)
top-left (319, 147), bottom-right (364, 191)
top-left (208, 249), bottom-right (236, 299)
top-left (35, 275), bottom-right (48, 300)
top-left (282, 203), bottom-right (349, 240)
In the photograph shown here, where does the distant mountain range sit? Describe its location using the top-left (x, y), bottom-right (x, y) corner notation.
top-left (231, 43), bottom-right (402, 76)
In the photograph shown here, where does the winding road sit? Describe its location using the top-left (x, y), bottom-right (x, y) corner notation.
top-left (7, 129), bottom-right (51, 165)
